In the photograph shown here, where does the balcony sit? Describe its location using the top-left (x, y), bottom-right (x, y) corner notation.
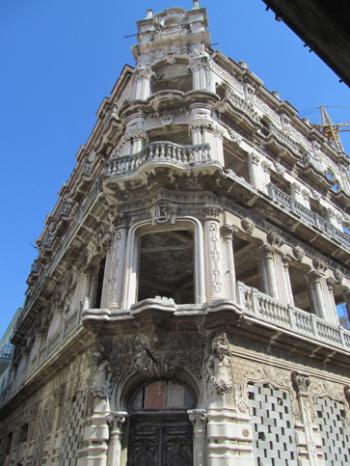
top-left (107, 141), bottom-right (213, 178)
top-left (268, 183), bottom-right (350, 251)
top-left (237, 281), bottom-right (350, 351)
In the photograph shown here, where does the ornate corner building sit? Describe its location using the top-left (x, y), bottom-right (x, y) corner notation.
top-left (2, 4), bottom-right (350, 466)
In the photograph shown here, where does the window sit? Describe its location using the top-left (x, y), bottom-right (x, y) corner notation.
top-left (224, 147), bottom-right (249, 182)
top-left (19, 424), bottom-right (28, 443)
top-left (138, 230), bottom-right (194, 304)
top-left (289, 264), bottom-right (313, 312)
top-left (234, 237), bottom-right (265, 294)
top-left (131, 380), bottom-right (194, 411)
top-left (151, 61), bottom-right (192, 94)
top-left (91, 257), bottom-right (106, 308)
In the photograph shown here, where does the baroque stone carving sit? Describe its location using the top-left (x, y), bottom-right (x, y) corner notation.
top-left (291, 372), bottom-right (310, 395)
top-left (292, 245), bottom-right (304, 261)
top-left (90, 351), bottom-right (113, 400)
top-left (202, 204), bottom-right (223, 219)
top-left (208, 222), bottom-right (222, 294)
top-left (241, 217), bottom-right (255, 235)
top-left (205, 331), bottom-right (233, 394)
top-left (267, 231), bottom-right (283, 248)
top-left (151, 201), bottom-right (177, 224)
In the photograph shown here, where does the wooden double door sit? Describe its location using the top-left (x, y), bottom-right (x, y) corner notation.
top-left (127, 414), bottom-right (193, 466)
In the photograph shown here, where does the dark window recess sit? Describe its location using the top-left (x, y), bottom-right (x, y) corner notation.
top-left (19, 424), bottom-right (28, 443)
top-left (138, 230), bottom-right (194, 304)
top-left (6, 432), bottom-right (13, 455)
top-left (94, 257), bottom-right (106, 308)
top-left (289, 264), bottom-right (313, 313)
top-left (233, 237), bottom-right (265, 294)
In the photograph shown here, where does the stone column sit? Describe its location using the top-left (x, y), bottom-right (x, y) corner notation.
top-left (203, 206), bottom-right (223, 301)
top-left (133, 66), bottom-right (152, 100)
top-left (292, 372), bottom-right (322, 466)
top-left (82, 270), bottom-right (93, 311)
top-left (260, 246), bottom-right (279, 299)
top-left (247, 153), bottom-right (265, 192)
top-left (188, 409), bottom-right (207, 466)
top-left (282, 256), bottom-right (294, 305)
top-left (308, 272), bottom-right (327, 319)
top-left (107, 413), bottom-right (127, 466)
top-left (104, 224), bottom-right (128, 310)
top-left (190, 55), bottom-right (214, 92)
top-left (325, 279), bottom-right (340, 325)
top-left (190, 107), bottom-right (224, 165)
top-left (220, 225), bottom-right (236, 301)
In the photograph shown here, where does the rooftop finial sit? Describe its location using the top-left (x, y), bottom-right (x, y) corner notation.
top-left (193, 0), bottom-right (200, 9)
top-left (146, 9), bottom-right (153, 19)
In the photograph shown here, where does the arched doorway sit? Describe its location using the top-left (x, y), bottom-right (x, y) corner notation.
top-left (127, 380), bottom-right (195, 466)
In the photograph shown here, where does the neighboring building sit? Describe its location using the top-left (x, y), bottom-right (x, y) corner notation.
top-left (2, 3), bottom-right (350, 466)
top-left (262, 0), bottom-right (350, 86)
top-left (0, 309), bottom-right (21, 397)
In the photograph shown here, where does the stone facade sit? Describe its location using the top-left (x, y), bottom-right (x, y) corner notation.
top-left (2, 3), bottom-right (350, 466)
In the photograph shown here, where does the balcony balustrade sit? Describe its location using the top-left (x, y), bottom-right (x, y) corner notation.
top-left (108, 141), bottom-right (212, 177)
top-left (237, 281), bottom-right (350, 350)
top-left (268, 183), bottom-right (350, 250)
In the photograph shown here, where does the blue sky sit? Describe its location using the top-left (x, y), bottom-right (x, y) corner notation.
top-left (1, 0), bottom-right (349, 336)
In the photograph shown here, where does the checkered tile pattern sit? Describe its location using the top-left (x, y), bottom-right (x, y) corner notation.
top-left (315, 397), bottom-right (350, 466)
top-left (59, 391), bottom-right (87, 466)
top-left (248, 382), bottom-right (298, 466)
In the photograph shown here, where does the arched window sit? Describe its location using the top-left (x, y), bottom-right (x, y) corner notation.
top-left (130, 380), bottom-right (195, 411)
top-left (127, 380), bottom-right (194, 466)
top-left (138, 230), bottom-right (194, 304)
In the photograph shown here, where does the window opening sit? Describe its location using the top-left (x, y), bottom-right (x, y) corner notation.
top-left (131, 380), bottom-right (195, 411)
top-left (151, 62), bottom-right (192, 94)
top-left (93, 257), bottom-right (106, 308)
top-left (289, 264), bottom-right (313, 312)
top-left (224, 148), bottom-right (249, 182)
top-left (138, 230), bottom-right (194, 304)
top-left (234, 237), bottom-right (265, 293)
top-left (19, 424), bottom-right (28, 443)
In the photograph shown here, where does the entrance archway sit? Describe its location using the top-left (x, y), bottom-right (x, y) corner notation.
top-left (127, 380), bottom-right (195, 466)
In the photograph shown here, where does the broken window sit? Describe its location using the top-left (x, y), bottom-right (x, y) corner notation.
top-left (138, 230), bottom-right (194, 304)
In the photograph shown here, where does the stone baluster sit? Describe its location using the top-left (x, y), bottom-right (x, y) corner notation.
top-left (107, 413), bottom-right (127, 466)
top-left (188, 409), bottom-right (208, 466)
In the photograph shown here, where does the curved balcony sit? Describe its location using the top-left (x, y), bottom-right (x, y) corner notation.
top-left (107, 141), bottom-right (214, 178)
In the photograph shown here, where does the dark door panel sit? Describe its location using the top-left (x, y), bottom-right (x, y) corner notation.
top-left (128, 416), bottom-right (193, 466)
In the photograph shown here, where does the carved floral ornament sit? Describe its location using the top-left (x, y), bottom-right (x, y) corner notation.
top-left (291, 371), bottom-right (310, 395)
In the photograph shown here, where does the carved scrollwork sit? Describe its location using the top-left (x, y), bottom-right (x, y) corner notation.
top-left (151, 202), bottom-right (177, 224)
